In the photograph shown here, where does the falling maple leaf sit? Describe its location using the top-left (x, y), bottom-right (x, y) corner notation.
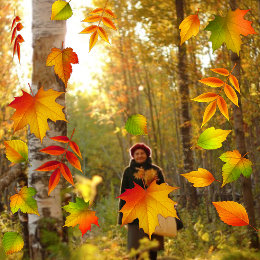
top-left (125, 114), bottom-right (148, 135)
top-left (180, 168), bottom-right (216, 187)
top-left (46, 46), bottom-right (79, 88)
top-left (117, 180), bottom-right (179, 239)
top-left (212, 201), bottom-right (249, 226)
top-left (197, 127), bottom-right (232, 149)
top-left (8, 87), bottom-right (68, 143)
top-left (4, 140), bottom-right (28, 166)
top-left (179, 13), bottom-right (200, 45)
top-left (51, 0), bottom-right (73, 20)
top-left (2, 232), bottom-right (24, 255)
top-left (204, 9), bottom-right (257, 55)
top-left (80, 7), bottom-right (117, 52)
top-left (63, 197), bottom-right (100, 236)
top-left (10, 186), bottom-right (39, 215)
top-left (219, 150), bottom-right (252, 187)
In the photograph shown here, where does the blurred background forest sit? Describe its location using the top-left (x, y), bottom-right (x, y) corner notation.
top-left (0, 0), bottom-right (259, 259)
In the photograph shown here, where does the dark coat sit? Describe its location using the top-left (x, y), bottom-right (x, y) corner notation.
top-left (118, 157), bottom-right (183, 251)
top-left (118, 157), bottom-right (182, 252)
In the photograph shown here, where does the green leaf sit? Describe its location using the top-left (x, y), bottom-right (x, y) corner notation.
top-left (2, 232), bottom-right (24, 255)
top-left (204, 9), bottom-right (257, 55)
top-left (125, 114), bottom-right (148, 135)
top-left (219, 150), bottom-right (252, 187)
top-left (197, 127), bottom-right (232, 149)
top-left (63, 197), bottom-right (99, 237)
top-left (51, 0), bottom-right (73, 20)
top-left (10, 186), bottom-right (39, 215)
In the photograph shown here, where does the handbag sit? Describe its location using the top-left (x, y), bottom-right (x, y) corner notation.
top-left (153, 205), bottom-right (184, 237)
top-left (153, 214), bottom-right (177, 237)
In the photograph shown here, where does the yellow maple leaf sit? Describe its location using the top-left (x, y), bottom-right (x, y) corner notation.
top-left (8, 87), bottom-right (68, 143)
top-left (180, 168), bottom-right (216, 187)
top-left (179, 14), bottom-right (200, 45)
top-left (134, 168), bottom-right (158, 186)
top-left (46, 47), bottom-right (78, 88)
top-left (117, 181), bottom-right (179, 239)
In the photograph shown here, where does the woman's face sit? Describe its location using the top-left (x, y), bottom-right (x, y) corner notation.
top-left (133, 149), bottom-right (147, 163)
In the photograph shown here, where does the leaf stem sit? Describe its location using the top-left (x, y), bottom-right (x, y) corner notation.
top-left (242, 152), bottom-right (249, 158)
top-left (230, 63), bottom-right (237, 75)
top-left (215, 179), bottom-right (221, 183)
top-left (248, 223), bottom-right (259, 232)
top-left (141, 177), bottom-right (146, 190)
top-left (14, 186), bottom-right (18, 193)
top-left (28, 83), bottom-right (34, 96)
top-left (196, 8), bottom-right (200, 15)
top-left (60, 128), bottom-right (75, 162)
top-left (97, 0), bottom-right (109, 27)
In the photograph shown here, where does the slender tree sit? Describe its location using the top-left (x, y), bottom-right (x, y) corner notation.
top-left (29, 0), bottom-right (67, 258)
top-left (175, 0), bottom-right (198, 209)
top-left (229, 0), bottom-right (259, 249)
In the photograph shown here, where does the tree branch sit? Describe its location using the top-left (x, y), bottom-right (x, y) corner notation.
top-left (0, 164), bottom-right (24, 191)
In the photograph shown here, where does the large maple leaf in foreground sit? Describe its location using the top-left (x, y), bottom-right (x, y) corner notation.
top-left (8, 87), bottom-right (68, 143)
top-left (63, 197), bottom-right (99, 236)
top-left (117, 181), bottom-right (179, 239)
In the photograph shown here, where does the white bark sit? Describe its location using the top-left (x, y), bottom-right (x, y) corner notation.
top-left (29, 1), bottom-right (67, 259)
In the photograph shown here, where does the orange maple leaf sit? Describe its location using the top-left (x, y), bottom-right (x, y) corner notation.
top-left (8, 87), bottom-right (68, 143)
top-left (117, 181), bottom-right (179, 239)
top-left (46, 47), bottom-right (79, 88)
top-left (63, 197), bottom-right (100, 236)
top-left (212, 201), bottom-right (258, 231)
top-left (205, 9), bottom-right (257, 55)
top-left (180, 168), bottom-right (216, 187)
top-left (134, 168), bottom-right (158, 186)
top-left (179, 13), bottom-right (200, 45)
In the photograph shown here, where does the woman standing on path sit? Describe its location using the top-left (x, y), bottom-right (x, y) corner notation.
top-left (118, 143), bottom-right (182, 260)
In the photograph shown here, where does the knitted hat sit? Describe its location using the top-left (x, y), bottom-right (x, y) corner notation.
top-left (129, 143), bottom-right (151, 158)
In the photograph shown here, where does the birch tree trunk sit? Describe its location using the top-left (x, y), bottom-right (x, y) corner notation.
top-left (29, 1), bottom-right (67, 258)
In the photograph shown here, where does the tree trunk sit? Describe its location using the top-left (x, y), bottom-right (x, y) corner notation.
top-left (229, 0), bottom-right (259, 249)
top-left (175, 0), bottom-right (198, 209)
top-left (29, 1), bottom-right (67, 259)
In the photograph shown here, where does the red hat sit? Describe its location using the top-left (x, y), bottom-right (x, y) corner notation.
top-left (129, 143), bottom-right (151, 158)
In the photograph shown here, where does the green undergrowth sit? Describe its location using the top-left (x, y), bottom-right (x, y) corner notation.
top-left (0, 193), bottom-right (259, 259)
